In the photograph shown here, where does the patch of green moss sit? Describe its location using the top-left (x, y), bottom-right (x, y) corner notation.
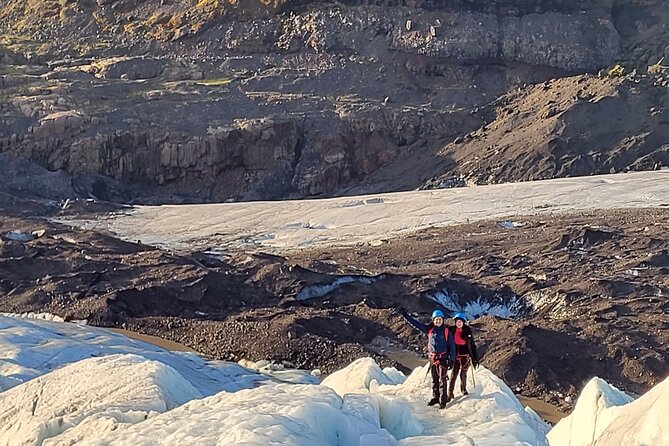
top-left (0, 64), bottom-right (23, 75)
top-left (194, 77), bottom-right (233, 86)
top-left (71, 40), bottom-right (112, 57)
top-left (608, 64), bottom-right (625, 77)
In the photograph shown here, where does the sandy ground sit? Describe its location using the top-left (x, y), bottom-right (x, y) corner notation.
top-left (518, 396), bottom-right (565, 425)
top-left (109, 328), bottom-right (197, 353)
top-left (62, 171), bottom-right (669, 252)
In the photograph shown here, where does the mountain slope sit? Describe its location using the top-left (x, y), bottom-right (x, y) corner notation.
top-left (1, 0), bottom-right (668, 201)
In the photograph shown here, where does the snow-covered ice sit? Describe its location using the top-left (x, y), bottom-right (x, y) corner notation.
top-left (68, 359), bottom-right (549, 446)
top-left (375, 363), bottom-right (551, 445)
top-left (0, 315), bottom-right (271, 395)
top-left (0, 354), bottom-right (200, 446)
top-left (1, 315), bottom-right (665, 445)
top-left (321, 357), bottom-right (406, 395)
top-left (58, 171), bottom-right (669, 252)
top-left (324, 357), bottom-right (550, 445)
top-left (76, 384), bottom-right (399, 446)
top-left (547, 376), bottom-right (669, 446)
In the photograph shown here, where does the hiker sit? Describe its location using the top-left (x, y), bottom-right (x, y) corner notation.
top-left (448, 312), bottom-right (479, 399)
top-left (400, 309), bottom-right (455, 408)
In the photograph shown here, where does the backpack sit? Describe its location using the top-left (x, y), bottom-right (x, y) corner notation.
top-left (427, 326), bottom-right (450, 356)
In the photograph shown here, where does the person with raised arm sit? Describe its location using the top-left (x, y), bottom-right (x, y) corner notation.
top-left (400, 309), bottom-right (456, 409)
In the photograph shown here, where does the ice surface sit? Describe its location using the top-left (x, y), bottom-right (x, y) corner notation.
top-left (237, 359), bottom-right (319, 385)
top-left (593, 377), bottom-right (669, 446)
top-left (3, 230), bottom-right (35, 242)
top-left (0, 312), bottom-right (66, 323)
top-left (1, 318), bottom-right (551, 445)
top-left (0, 354), bottom-right (200, 446)
top-left (0, 315), bottom-right (267, 395)
top-left (296, 275), bottom-right (383, 301)
top-left (322, 357), bottom-right (406, 395)
top-left (389, 364), bottom-right (551, 446)
top-left (60, 171), bottom-right (669, 252)
top-left (322, 358), bottom-right (550, 445)
top-left (77, 384), bottom-right (398, 446)
top-left (547, 377), bottom-right (633, 446)
top-left (427, 290), bottom-right (525, 319)
top-left (547, 376), bottom-right (669, 446)
top-left (3, 316), bottom-right (662, 446)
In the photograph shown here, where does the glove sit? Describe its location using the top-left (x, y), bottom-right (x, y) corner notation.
top-left (472, 360), bottom-right (479, 369)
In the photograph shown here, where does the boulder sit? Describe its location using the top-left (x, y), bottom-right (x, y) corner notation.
top-left (91, 57), bottom-right (166, 80)
top-left (34, 111), bottom-right (88, 137)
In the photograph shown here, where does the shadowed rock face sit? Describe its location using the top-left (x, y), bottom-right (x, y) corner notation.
top-left (0, 0), bottom-right (668, 202)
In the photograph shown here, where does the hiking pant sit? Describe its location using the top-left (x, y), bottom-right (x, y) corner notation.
top-left (430, 363), bottom-right (449, 403)
top-left (449, 355), bottom-right (471, 394)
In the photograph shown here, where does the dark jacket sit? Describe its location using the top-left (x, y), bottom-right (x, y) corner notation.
top-left (449, 324), bottom-right (479, 365)
top-left (402, 313), bottom-right (455, 363)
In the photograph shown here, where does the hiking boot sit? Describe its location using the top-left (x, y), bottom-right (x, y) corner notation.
top-left (461, 388), bottom-right (469, 396)
top-left (427, 397), bottom-right (439, 407)
top-left (448, 391), bottom-right (455, 401)
top-left (439, 402), bottom-right (447, 409)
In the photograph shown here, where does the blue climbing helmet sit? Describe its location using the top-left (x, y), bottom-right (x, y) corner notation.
top-left (453, 312), bottom-right (468, 322)
top-left (431, 309), bottom-right (445, 319)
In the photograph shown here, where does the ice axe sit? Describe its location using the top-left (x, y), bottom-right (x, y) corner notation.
top-left (423, 359), bottom-right (448, 384)
top-left (423, 361), bottom-right (431, 382)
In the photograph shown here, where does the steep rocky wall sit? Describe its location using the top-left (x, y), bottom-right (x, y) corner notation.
top-left (1, 0), bottom-right (624, 69)
top-left (0, 91), bottom-right (478, 201)
top-left (1, 0), bottom-right (668, 202)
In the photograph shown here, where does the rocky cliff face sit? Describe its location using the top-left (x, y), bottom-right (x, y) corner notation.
top-left (1, 0), bottom-right (668, 202)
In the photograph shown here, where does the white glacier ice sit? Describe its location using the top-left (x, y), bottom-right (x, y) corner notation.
top-left (321, 357), bottom-right (406, 395)
top-left (0, 315), bottom-right (270, 395)
top-left (1, 315), bottom-right (665, 446)
top-left (63, 171), bottom-right (669, 252)
top-left (76, 384), bottom-right (398, 446)
top-left (547, 376), bottom-right (669, 446)
top-left (0, 354), bottom-right (200, 446)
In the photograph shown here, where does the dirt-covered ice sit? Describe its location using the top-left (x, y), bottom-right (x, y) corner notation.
top-left (65, 171), bottom-right (669, 252)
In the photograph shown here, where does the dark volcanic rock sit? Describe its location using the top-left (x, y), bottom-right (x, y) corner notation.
top-left (1, 0), bottom-right (667, 202)
top-left (91, 56), bottom-right (167, 80)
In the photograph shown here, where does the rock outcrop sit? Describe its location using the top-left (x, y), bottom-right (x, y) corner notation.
top-left (1, 0), bottom-right (668, 202)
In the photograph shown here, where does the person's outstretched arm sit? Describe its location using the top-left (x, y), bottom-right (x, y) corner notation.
top-left (399, 310), bottom-right (430, 334)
